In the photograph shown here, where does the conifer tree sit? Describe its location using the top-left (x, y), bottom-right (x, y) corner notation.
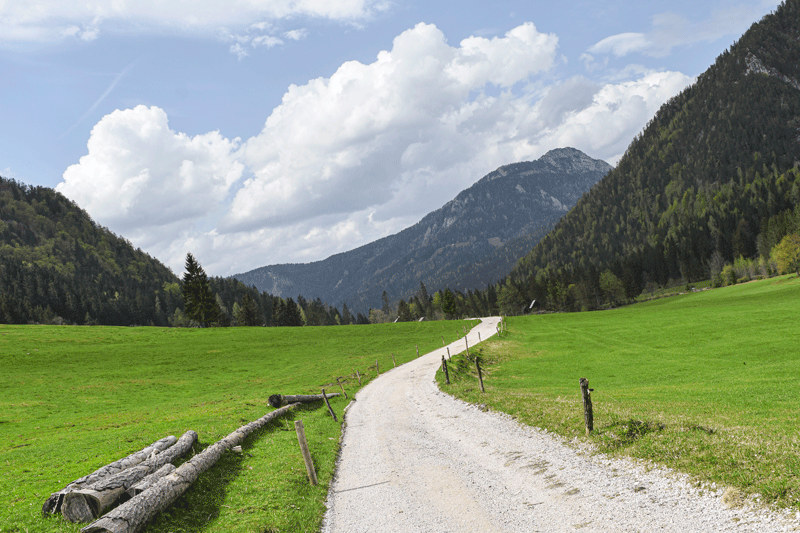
top-left (182, 253), bottom-right (219, 327)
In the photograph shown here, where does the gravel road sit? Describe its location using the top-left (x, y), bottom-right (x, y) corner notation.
top-left (321, 317), bottom-right (800, 532)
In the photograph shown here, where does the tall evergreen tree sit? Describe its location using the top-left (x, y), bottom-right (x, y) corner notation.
top-left (235, 292), bottom-right (260, 326)
top-left (182, 253), bottom-right (219, 326)
top-left (441, 289), bottom-right (457, 318)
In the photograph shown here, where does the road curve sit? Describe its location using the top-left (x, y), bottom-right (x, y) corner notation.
top-left (321, 317), bottom-right (798, 533)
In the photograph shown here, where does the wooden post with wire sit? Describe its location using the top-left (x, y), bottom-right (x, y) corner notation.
top-left (391, 353), bottom-right (396, 367)
top-left (375, 359), bottom-right (379, 376)
top-left (447, 347), bottom-right (451, 361)
top-left (336, 378), bottom-right (348, 399)
top-left (441, 355), bottom-right (450, 385)
top-left (321, 388), bottom-right (338, 422)
top-left (580, 378), bottom-right (593, 436)
top-left (295, 420), bottom-right (318, 485)
top-left (476, 357), bottom-right (485, 393)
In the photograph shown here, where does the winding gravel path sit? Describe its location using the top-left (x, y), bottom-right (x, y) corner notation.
top-left (321, 317), bottom-right (800, 532)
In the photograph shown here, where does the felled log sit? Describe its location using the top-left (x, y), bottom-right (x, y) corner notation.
top-left (268, 392), bottom-right (340, 408)
top-left (82, 403), bottom-right (300, 533)
top-left (124, 464), bottom-right (176, 500)
top-left (61, 431), bottom-right (195, 523)
top-left (61, 430), bottom-right (197, 523)
top-left (42, 435), bottom-right (177, 516)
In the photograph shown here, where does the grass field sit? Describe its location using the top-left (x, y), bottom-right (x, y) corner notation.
top-left (0, 320), bottom-right (475, 533)
top-left (439, 275), bottom-right (800, 508)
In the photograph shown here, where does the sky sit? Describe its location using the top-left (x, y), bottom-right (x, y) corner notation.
top-left (0, 0), bottom-right (781, 277)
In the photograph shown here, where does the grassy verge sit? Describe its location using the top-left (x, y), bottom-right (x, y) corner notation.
top-left (1, 320), bottom-right (474, 533)
top-left (437, 276), bottom-right (800, 508)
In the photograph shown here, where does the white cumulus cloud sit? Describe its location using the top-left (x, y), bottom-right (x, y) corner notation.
top-left (226, 22), bottom-right (559, 231)
top-left (57, 23), bottom-right (694, 276)
top-left (57, 105), bottom-right (243, 242)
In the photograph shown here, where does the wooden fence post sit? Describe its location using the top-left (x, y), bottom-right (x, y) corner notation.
top-left (446, 347), bottom-right (451, 361)
top-left (416, 345), bottom-right (419, 358)
top-left (478, 332), bottom-right (481, 343)
top-left (391, 353), bottom-right (396, 367)
top-left (441, 335), bottom-right (445, 346)
top-left (465, 337), bottom-right (470, 358)
top-left (355, 369), bottom-right (361, 385)
top-left (295, 420), bottom-right (318, 486)
top-left (321, 388), bottom-right (338, 422)
top-left (336, 378), bottom-right (348, 399)
top-left (441, 355), bottom-right (450, 385)
top-left (579, 378), bottom-right (593, 436)
top-left (376, 359), bottom-right (379, 375)
top-left (476, 357), bottom-right (485, 393)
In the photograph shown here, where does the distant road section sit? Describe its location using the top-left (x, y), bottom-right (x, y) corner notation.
top-left (322, 317), bottom-right (798, 533)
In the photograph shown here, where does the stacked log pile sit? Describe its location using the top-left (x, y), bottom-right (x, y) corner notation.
top-left (41, 392), bottom-right (332, 532)
top-left (82, 403), bottom-right (299, 533)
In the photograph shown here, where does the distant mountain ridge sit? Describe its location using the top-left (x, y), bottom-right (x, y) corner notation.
top-left (233, 148), bottom-right (611, 312)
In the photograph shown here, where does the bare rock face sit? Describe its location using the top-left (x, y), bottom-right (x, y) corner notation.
top-left (234, 148), bottom-right (611, 312)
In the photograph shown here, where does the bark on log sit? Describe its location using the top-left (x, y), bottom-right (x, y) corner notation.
top-left (81, 403), bottom-right (300, 533)
top-left (125, 464), bottom-right (176, 500)
top-left (62, 431), bottom-right (197, 523)
top-left (268, 393), bottom-right (341, 408)
top-left (42, 435), bottom-right (177, 516)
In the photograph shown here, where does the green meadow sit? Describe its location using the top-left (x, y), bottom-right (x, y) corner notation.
top-left (0, 320), bottom-right (474, 533)
top-left (439, 275), bottom-right (800, 508)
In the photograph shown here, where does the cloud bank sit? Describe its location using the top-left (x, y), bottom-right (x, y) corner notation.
top-left (56, 22), bottom-right (693, 276)
top-left (0, 0), bottom-right (380, 46)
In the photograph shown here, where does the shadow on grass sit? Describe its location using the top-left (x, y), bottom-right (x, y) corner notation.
top-left (139, 403), bottom-right (324, 533)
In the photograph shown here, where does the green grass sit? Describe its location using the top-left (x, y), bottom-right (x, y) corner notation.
top-left (438, 276), bottom-right (800, 508)
top-left (0, 320), bottom-right (474, 533)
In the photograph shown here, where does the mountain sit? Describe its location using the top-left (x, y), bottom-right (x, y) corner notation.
top-left (233, 148), bottom-right (611, 312)
top-left (498, 0), bottom-right (800, 312)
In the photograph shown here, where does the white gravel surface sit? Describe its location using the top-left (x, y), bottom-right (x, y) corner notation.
top-left (321, 317), bottom-right (800, 532)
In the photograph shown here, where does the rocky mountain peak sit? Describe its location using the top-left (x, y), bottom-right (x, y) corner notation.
top-left (539, 147), bottom-right (614, 174)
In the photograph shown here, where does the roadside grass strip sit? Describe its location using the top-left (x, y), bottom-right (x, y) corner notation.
top-left (438, 276), bottom-right (800, 509)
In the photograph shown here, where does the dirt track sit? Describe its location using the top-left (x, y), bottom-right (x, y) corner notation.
top-left (321, 317), bottom-right (799, 532)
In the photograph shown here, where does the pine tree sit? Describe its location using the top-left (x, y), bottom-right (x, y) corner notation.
top-left (181, 253), bottom-right (219, 327)
top-left (235, 293), bottom-right (260, 326)
top-left (441, 289), bottom-right (457, 318)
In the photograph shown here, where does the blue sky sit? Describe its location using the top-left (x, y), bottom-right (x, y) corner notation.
top-left (0, 0), bottom-right (780, 276)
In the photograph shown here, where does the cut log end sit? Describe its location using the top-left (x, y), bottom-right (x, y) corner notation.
top-left (42, 493), bottom-right (62, 516)
top-left (62, 491), bottom-right (99, 523)
top-left (268, 394), bottom-right (283, 408)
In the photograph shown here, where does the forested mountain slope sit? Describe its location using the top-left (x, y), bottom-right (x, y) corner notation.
top-left (234, 148), bottom-right (611, 313)
top-left (0, 177), bottom-right (184, 325)
top-left (501, 0), bottom-right (800, 311)
top-left (0, 177), bottom-right (361, 326)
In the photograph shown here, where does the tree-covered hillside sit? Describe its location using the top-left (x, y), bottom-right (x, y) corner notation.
top-left (0, 176), bottom-right (363, 326)
top-left (498, 0), bottom-right (800, 312)
top-left (0, 177), bottom-right (184, 325)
